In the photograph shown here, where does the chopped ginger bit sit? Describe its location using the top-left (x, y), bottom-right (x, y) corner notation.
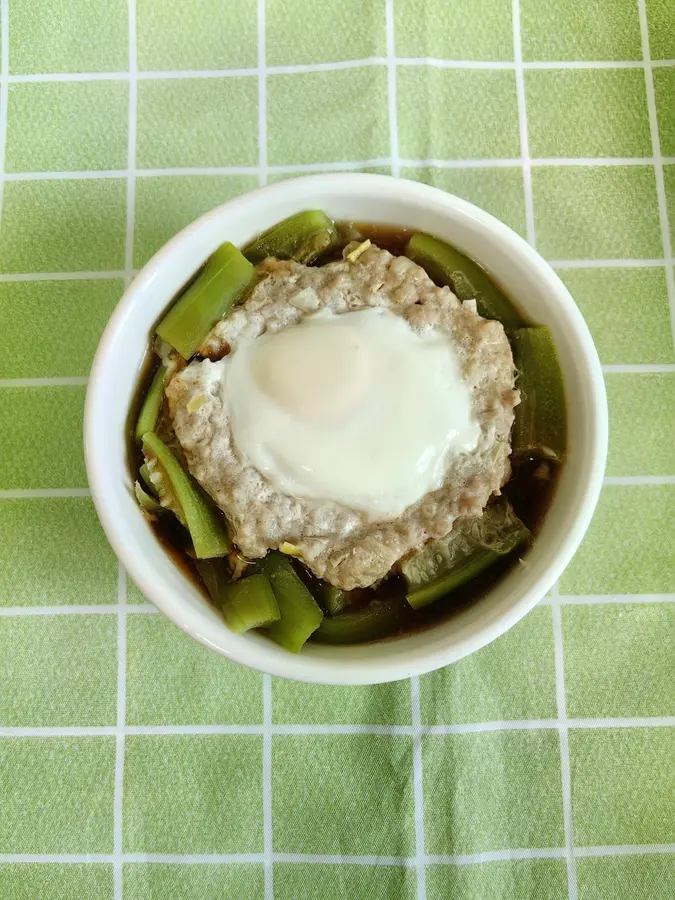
top-left (280, 541), bottom-right (303, 558)
top-left (186, 393), bottom-right (208, 414)
top-left (347, 239), bottom-right (371, 263)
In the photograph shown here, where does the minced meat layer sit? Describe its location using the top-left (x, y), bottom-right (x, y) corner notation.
top-left (166, 244), bottom-right (519, 590)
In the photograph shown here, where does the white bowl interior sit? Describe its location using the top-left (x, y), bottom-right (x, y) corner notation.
top-left (85, 174), bottom-right (607, 684)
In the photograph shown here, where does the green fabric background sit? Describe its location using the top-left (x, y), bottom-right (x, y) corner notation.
top-left (0, 1), bottom-right (674, 898)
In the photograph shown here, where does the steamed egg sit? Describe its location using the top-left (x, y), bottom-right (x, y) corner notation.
top-left (223, 306), bottom-right (479, 521)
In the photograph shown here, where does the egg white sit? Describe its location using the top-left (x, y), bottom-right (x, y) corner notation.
top-left (223, 306), bottom-right (479, 521)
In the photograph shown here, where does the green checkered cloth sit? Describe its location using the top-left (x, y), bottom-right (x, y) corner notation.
top-left (1, 1), bottom-right (674, 898)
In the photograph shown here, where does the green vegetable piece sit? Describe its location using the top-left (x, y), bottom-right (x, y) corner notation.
top-left (142, 432), bottom-right (231, 559)
top-left (406, 548), bottom-right (501, 609)
top-left (134, 480), bottom-right (161, 513)
top-left (403, 499), bottom-right (529, 609)
top-left (135, 364), bottom-right (167, 442)
top-left (261, 552), bottom-right (324, 652)
top-left (220, 573), bottom-right (281, 633)
top-left (194, 557), bottom-right (231, 605)
top-left (312, 597), bottom-right (411, 645)
top-left (335, 221), bottom-right (364, 247)
top-left (144, 454), bottom-right (186, 525)
top-left (243, 210), bottom-right (337, 265)
top-left (402, 499), bottom-right (528, 589)
top-left (156, 242), bottom-right (255, 359)
top-left (511, 326), bottom-right (567, 461)
top-left (405, 232), bottom-right (523, 327)
top-left (319, 583), bottom-right (347, 617)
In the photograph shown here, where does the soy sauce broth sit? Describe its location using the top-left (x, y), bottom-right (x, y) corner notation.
top-left (130, 221), bottom-right (564, 642)
top-left (337, 222), bottom-right (413, 257)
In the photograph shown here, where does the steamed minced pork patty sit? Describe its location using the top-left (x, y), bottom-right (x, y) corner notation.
top-left (166, 243), bottom-right (519, 590)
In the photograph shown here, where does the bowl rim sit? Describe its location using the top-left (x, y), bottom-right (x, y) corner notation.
top-left (85, 172), bottom-right (608, 684)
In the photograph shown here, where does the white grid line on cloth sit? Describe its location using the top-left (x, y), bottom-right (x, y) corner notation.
top-left (574, 844), bottom-right (675, 857)
top-left (397, 58), bottom-right (514, 71)
top-left (7, 154), bottom-right (675, 183)
top-left (0, 488), bottom-right (92, 498)
top-left (0, 270), bottom-right (127, 280)
top-left (552, 590), bottom-right (578, 899)
top-left (602, 364), bottom-right (675, 373)
top-left (426, 849), bottom-right (567, 864)
top-left (4, 57), bottom-right (675, 85)
top-left (2, 717), bottom-right (674, 738)
top-left (604, 475), bottom-right (675, 485)
top-left (1, 169), bottom-right (136, 181)
top-left (257, 0), bottom-right (268, 191)
top-left (124, 12), bottom-right (139, 283)
top-left (0, 604), bottom-right (158, 616)
top-left (113, 563), bottom-right (127, 900)
top-left (0, 1), bottom-right (9, 236)
top-left (0, 376), bottom-right (88, 387)
top-left (263, 676), bottom-right (274, 900)
top-left (385, 0), bottom-right (400, 179)
top-left (548, 594), bottom-right (675, 605)
top-left (411, 676), bottom-right (427, 900)
top-left (402, 158), bottom-right (517, 169)
top-left (272, 853), bottom-right (416, 865)
top-left (112, 4), bottom-right (138, 896)
top-left (525, 60), bottom-right (651, 70)
top-left (638, 1), bottom-right (675, 354)
top-left (512, 0), bottom-right (535, 247)
top-left (0, 845), bottom-right (674, 866)
top-left (550, 258), bottom-right (667, 268)
top-left (526, 157), bottom-right (655, 166)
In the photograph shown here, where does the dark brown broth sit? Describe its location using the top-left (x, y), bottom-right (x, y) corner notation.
top-left (130, 222), bottom-right (565, 643)
top-left (346, 222), bottom-right (414, 256)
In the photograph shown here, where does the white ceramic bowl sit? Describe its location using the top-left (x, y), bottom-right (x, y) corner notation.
top-left (85, 173), bottom-right (607, 684)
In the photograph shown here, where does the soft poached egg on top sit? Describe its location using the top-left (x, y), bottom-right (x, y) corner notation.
top-left (225, 306), bottom-right (479, 521)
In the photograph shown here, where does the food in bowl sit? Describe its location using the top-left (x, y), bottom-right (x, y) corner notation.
top-left (130, 211), bottom-right (566, 653)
